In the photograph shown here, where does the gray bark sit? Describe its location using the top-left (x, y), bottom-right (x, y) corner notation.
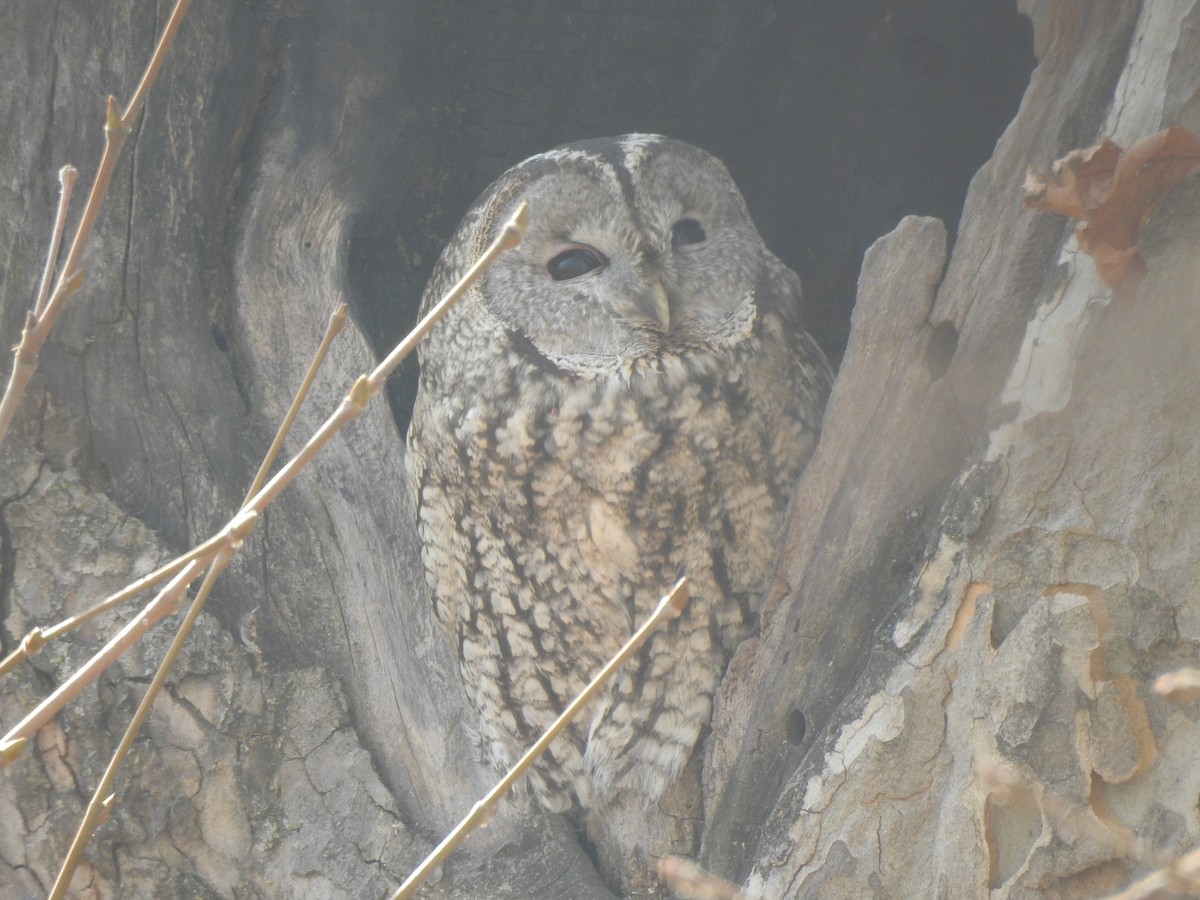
top-left (707, 2), bottom-right (1200, 895)
top-left (4, 1), bottom-right (1195, 898)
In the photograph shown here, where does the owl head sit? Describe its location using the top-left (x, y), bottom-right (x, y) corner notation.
top-left (437, 135), bottom-right (796, 374)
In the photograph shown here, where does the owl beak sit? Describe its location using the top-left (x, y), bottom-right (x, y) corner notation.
top-left (637, 280), bottom-right (671, 331)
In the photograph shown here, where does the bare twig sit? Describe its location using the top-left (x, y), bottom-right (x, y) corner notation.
top-left (0, 204), bottom-right (521, 747)
top-left (1103, 846), bottom-right (1200, 900)
top-left (33, 167), bottom-right (78, 319)
top-left (391, 577), bottom-right (691, 900)
top-left (47, 550), bottom-right (236, 900)
top-left (0, 303), bottom-right (350, 680)
top-left (659, 856), bottom-right (748, 900)
top-left (984, 731), bottom-right (1200, 900)
top-left (47, 302), bottom-right (348, 896)
top-left (982, 759), bottom-right (1159, 867)
top-left (257, 301), bottom-right (348, 487)
top-left (0, 738), bottom-right (27, 765)
top-left (0, 522), bottom-right (250, 762)
top-left (0, 532), bottom-right (228, 678)
top-left (0, 0), bottom-right (191, 446)
top-left (4, 183), bottom-right (518, 900)
top-left (1153, 667), bottom-right (1200, 702)
top-left (232, 202), bottom-right (526, 524)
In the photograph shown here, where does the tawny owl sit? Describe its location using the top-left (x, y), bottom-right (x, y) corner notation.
top-left (406, 135), bottom-right (832, 814)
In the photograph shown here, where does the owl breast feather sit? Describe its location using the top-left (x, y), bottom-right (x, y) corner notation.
top-left (409, 295), bottom-right (828, 809)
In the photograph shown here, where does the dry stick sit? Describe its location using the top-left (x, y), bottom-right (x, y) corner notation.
top-left (1, 206), bottom-right (522, 676)
top-left (1104, 847), bottom-right (1200, 900)
top-left (45, 553), bottom-right (223, 900)
top-left (49, 302), bottom-right (348, 898)
top-left (33, 167), bottom-right (79, 319)
top-left (229, 201), bottom-right (527, 525)
top-left (0, 0), bottom-right (191, 447)
top-left (659, 856), bottom-right (747, 900)
top-left (390, 577), bottom-right (692, 900)
top-left (1102, 666), bottom-right (1200, 900)
top-left (0, 526), bottom-right (249, 764)
top-left (1153, 667), bottom-right (1200, 702)
top-left (982, 760), bottom-right (1160, 867)
top-left (0, 528), bottom-right (232, 678)
top-left (985, 703), bottom-right (1200, 900)
top-left (0, 305), bottom-right (350, 680)
top-left (256, 301), bottom-right (348, 492)
top-left (0, 204), bottom-right (523, 754)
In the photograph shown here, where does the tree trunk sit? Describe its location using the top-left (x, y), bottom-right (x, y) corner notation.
top-left (4, 1), bottom-right (1196, 897)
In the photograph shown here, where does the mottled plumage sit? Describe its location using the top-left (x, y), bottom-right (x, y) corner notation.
top-left (406, 135), bottom-right (832, 813)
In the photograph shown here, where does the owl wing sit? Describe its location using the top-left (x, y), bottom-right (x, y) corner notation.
top-left (756, 253), bottom-right (835, 425)
top-left (405, 239), bottom-right (476, 635)
top-left (405, 387), bottom-right (472, 638)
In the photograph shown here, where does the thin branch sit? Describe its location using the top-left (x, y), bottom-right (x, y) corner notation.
top-left (0, 0), bottom-right (191, 447)
top-left (1103, 847), bottom-right (1200, 900)
top-left (33, 167), bottom-right (78, 319)
top-left (54, 0), bottom-right (192, 303)
top-left (0, 531), bottom-right (244, 762)
top-left (5, 193), bottom-right (518, 892)
top-left (0, 303), bottom-right (349, 680)
top-left (1, 203), bottom-right (522, 758)
top-left (0, 531), bottom-right (225, 679)
top-left (120, 0), bottom-right (192, 129)
top-left (365, 202), bottom-right (526, 392)
top-left (1153, 667), bottom-right (1200, 702)
top-left (982, 759), bottom-right (1160, 868)
top-left (252, 301), bottom-right (348, 493)
top-left (390, 577), bottom-right (691, 900)
top-left (659, 856), bottom-right (748, 900)
top-left (984, 737), bottom-right (1200, 900)
top-left (233, 202), bottom-right (527, 523)
top-left (48, 301), bottom-right (347, 893)
top-left (48, 549), bottom-right (236, 900)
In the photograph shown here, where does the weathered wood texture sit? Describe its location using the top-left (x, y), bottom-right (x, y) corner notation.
top-left (7, 1), bottom-right (1195, 898)
top-left (707, 2), bottom-right (1200, 896)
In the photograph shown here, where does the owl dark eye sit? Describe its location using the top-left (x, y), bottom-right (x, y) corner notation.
top-left (547, 246), bottom-right (606, 281)
top-left (671, 218), bottom-right (706, 247)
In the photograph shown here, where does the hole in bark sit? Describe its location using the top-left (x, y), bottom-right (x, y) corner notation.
top-left (786, 709), bottom-right (807, 744)
top-left (926, 321), bottom-right (959, 380)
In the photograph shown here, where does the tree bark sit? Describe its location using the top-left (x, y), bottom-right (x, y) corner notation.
top-left (6, 1), bottom-right (1197, 898)
top-left (706, 2), bottom-right (1200, 895)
